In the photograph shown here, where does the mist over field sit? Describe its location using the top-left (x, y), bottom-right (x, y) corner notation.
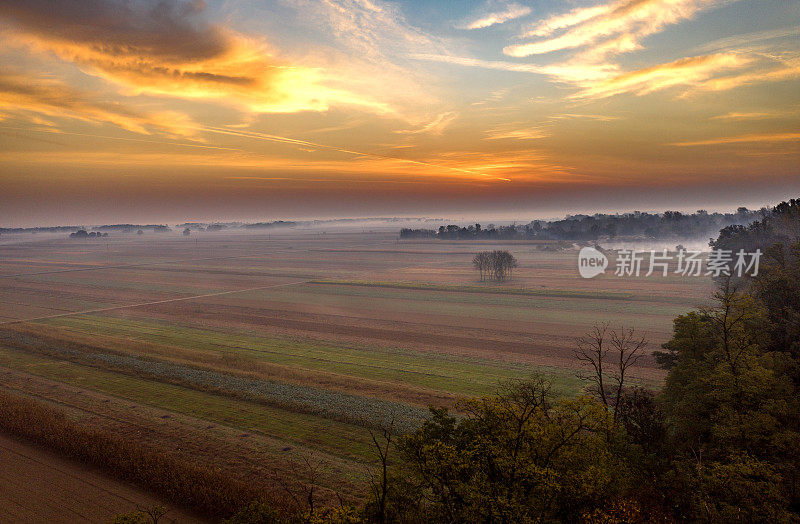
top-left (1, 0), bottom-right (799, 521)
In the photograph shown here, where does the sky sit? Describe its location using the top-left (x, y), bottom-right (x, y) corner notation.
top-left (0, 0), bottom-right (799, 226)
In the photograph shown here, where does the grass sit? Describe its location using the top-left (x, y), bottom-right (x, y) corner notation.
top-left (37, 314), bottom-right (585, 397)
top-left (0, 327), bottom-right (430, 432)
top-left (235, 283), bottom-right (686, 331)
top-left (310, 279), bottom-right (641, 300)
top-left (0, 345), bottom-right (376, 461)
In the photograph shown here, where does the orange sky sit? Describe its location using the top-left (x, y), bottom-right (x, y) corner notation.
top-left (0, 0), bottom-right (798, 225)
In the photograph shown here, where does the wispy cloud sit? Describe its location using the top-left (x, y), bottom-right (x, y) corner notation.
top-left (411, 51), bottom-right (751, 98)
top-left (396, 112), bottom-right (458, 135)
top-left (572, 53), bottom-right (747, 99)
top-left (462, 3), bottom-right (532, 30)
top-left (670, 132), bottom-right (800, 146)
top-left (277, 0), bottom-right (452, 121)
top-left (711, 109), bottom-right (800, 121)
top-left (506, 0), bottom-right (729, 58)
top-left (695, 26), bottom-right (800, 53)
top-left (484, 124), bottom-right (550, 140)
top-left (549, 113), bottom-right (621, 122)
top-left (687, 56), bottom-right (800, 93)
top-left (0, 72), bottom-right (199, 137)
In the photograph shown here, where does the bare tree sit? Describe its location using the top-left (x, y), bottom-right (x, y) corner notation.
top-left (575, 323), bottom-right (611, 408)
top-left (574, 323), bottom-right (647, 421)
top-left (473, 252), bottom-right (490, 281)
top-left (472, 250), bottom-right (518, 282)
top-left (367, 416), bottom-right (395, 524)
top-left (278, 452), bottom-right (327, 521)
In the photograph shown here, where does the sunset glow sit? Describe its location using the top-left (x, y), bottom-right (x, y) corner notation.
top-left (1, 0), bottom-right (798, 225)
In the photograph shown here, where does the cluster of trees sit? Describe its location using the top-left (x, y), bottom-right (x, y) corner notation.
top-left (472, 250), bottom-right (518, 281)
top-left (68, 229), bottom-right (108, 238)
top-left (93, 224), bottom-right (171, 233)
top-left (243, 221), bottom-right (297, 229)
top-left (399, 207), bottom-right (763, 242)
top-left (354, 198), bottom-right (800, 523)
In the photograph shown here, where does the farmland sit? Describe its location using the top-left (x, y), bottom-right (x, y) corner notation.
top-left (0, 226), bottom-right (715, 517)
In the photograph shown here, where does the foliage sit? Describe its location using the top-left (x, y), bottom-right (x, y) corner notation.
top-left (370, 378), bottom-right (631, 523)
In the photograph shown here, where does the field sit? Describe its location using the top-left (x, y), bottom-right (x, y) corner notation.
top-left (0, 227), bottom-right (715, 517)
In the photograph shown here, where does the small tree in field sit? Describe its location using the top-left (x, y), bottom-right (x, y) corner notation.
top-left (473, 250), bottom-right (518, 282)
top-left (472, 252), bottom-right (491, 281)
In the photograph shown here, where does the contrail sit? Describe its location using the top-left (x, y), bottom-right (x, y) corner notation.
top-left (6, 124), bottom-right (512, 182)
top-left (194, 125), bottom-right (512, 182)
top-left (0, 127), bottom-right (243, 152)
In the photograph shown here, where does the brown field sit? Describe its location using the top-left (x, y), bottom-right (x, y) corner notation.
top-left (0, 227), bottom-right (715, 516)
top-left (0, 432), bottom-right (204, 523)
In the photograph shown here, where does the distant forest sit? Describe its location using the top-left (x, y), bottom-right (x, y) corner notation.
top-left (400, 207), bottom-right (765, 241)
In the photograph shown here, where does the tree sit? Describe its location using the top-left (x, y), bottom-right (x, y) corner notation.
top-left (490, 250), bottom-right (518, 282)
top-left (659, 281), bottom-right (799, 521)
top-left (472, 252), bottom-right (490, 281)
top-left (473, 251), bottom-right (518, 282)
top-left (365, 418), bottom-right (395, 524)
top-left (574, 324), bottom-right (646, 421)
top-left (379, 377), bottom-right (628, 523)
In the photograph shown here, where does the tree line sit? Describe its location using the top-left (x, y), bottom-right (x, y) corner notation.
top-left (400, 206), bottom-right (763, 242)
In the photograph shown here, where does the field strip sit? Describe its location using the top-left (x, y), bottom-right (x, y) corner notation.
top-left (0, 249), bottom-right (299, 279)
top-left (0, 438), bottom-right (142, 507)
top-left (0, 280), bottom-right (310, 326)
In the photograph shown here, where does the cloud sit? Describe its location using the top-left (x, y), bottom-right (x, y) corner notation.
top-left (524, 4), bottom-right (614, 38)
top-left (484, 125), bottom-right (550, 140)
top-left (396, 112), bottom-right (458, 135)
top-left (462, 3), bottom-right (532, 30)
top-left (280, 0), bottom-right (449, 121)
top-left (506, 0), bottom-right (728, 58)
top-left (0, 72), bottom-right (199, 137)
top-left (549, 113), bottom-right (621, 122)
top-left (411, 51), bottom-right (749, 98)
top-left (688, 57), bottom-right (800, 93)
top-left (711, 110), bottom-right (800, 121)
top-left (0, 0), bottom-right (390, 114)
top-left (670, 132), bottom-right (800, 146)
top-left (572, 53), bottom-right (747, 99)
top-left (695, 26), bottom-right (800, 53)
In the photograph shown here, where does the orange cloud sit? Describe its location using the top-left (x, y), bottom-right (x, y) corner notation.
top-left (689, 58), bottom-right (800, 93)
top-left (484, 125), bottom-right (550, 140)
top-left (670, 132), bottom-right (800, 146)
top-left (0, 0), bottom-right (390, 114)
top-left (571, 53), bottom-right (747, 99)
top-left (395, 112), bottom-right (458, 135)
top-left (0, 73), bottom-right (199, 137)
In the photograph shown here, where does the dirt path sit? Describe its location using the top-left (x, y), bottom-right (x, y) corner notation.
top-left (0, 433), bottom-right (205, 524)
